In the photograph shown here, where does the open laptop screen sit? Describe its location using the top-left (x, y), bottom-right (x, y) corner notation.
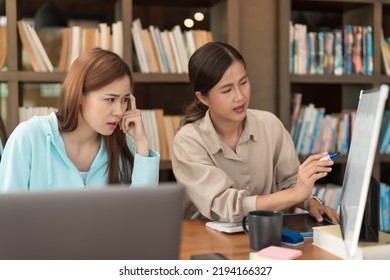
top-left (339, 85), bottom-right (389, 258)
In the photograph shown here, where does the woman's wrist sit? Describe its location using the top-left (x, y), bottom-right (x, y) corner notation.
top-left (304, 196), bottom-right (323, 211)
top-left (135, 141), bottom-right (149, 157)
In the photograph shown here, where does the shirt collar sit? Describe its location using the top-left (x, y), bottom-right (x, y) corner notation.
top-left (198, 110), bottom-right (258, 155)
top-left (242, 109), bottom-right (259, 143)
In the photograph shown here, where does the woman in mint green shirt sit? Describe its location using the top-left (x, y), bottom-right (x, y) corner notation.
top-left (0, 48), bottom-right (159, 191)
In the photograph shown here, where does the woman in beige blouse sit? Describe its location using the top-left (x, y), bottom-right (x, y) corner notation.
top-left (172, 42), bottom-right (338, 223)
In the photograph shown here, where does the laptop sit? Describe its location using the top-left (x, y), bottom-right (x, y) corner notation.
top-left (0, 183), bottom-right (184, 260)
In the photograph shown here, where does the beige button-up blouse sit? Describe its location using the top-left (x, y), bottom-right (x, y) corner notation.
top-left (172, 109), bottom-right (300, 222)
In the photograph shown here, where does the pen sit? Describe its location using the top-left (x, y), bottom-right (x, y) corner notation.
top-left (319, 152), bottom-right (340, 161)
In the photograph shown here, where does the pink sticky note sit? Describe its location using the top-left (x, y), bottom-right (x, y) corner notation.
top-left (256, 246), bottom-right (302, 260)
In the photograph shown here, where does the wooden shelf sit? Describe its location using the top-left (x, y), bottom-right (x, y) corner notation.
top-left (133, 73), bottom-right (189, 83)
top-left (133, 0), bottom-right (219, 7)
top-left (290, 74), bottom-right (374, 84)
top-left (0, 71), bottom-right (66, 82)
top-left (0, 72), bottom-right (191, 83)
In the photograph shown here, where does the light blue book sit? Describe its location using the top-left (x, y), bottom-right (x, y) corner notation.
top-left (307, 32), bottom-right (313, 74)
top-left (341, 112), bottom-right (350, 154)
top-left (316, 31), bottom-right (325, 75)
top-left (380, 183), bottom-right (384, 231)
top-left (380, 183), bottom-right (390, 232)
top-left (367, 26), bottom-right (373, 76)
top-left (292, 107), bottom-right (305, 145)
top-left (334, 28), bottom-right (343, 75)
top-left (309, 107), bottom-right (325, 154)
top-left (296, 104), bottom-right (315, 154)
top-left (302, 106), bottom-right (319, 154)
top-left (289, 21), bottom-right (294, 74)
top-left (379, 110), bottom-right (390, 154)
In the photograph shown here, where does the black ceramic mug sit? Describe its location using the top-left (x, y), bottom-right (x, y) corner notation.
top-left (242, 210), bottom-right (283, 251)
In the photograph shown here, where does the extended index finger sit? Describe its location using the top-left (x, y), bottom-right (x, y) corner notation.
top-left (130, 93), bottom-right (137, 110)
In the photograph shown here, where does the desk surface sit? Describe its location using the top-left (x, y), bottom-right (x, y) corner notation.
top-left (180, 219), bottom-right (341, 260)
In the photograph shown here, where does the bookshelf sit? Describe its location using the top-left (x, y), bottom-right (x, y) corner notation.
top-left (278, 0), bottom-right (390, 184)
top-left (0, 0), bottom-right (243, 178)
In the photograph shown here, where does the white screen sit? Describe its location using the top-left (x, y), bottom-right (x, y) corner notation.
top-left (339, 84), bottom-right (388, 258)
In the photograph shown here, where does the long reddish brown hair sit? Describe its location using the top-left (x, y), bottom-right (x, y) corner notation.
top-left (56, 48), bottom-right (134, 184)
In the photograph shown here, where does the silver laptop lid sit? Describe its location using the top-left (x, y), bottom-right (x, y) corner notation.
top-left (0, 184), bottom-right (184, 260)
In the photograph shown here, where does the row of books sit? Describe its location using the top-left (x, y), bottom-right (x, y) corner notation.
top-left (140, 109), bottom-right (183, 161)
top-left (19, 106), bottom-right (58, 123)
top-left (290, 22), bottom-right (373, 76)
top-left (290, 93), bottom-right (355, 155)
top-left (297, 181), bottom-right (389, 233)
top-left (18, 106), bottom-right (182, 161)
top-left (16, 19), bottom-right (123, 72)
top-left (17, 20), bottom-right (54, 72)
top-left (0, 26), bottom-right (6, 71)
top-left (58, 21), bottom-right (123, 72)
top-left (132, 18), bottom-right (213, 74)
top-left (292, 100), bottom-right (390, 155)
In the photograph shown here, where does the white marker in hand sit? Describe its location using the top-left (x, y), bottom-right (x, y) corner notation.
top-left (320, 152), bottom-right (340, 161)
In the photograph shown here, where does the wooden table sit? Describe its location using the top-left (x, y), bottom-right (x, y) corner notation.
top-left (180, 219), bottom-right (341, 260)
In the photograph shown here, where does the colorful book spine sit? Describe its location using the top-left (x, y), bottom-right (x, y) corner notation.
top-left (316, 31), bottom-right (325, 75)
top-left (367, 26), bottom-right (374, 76)
top-left (343, 25), bottom-right (353, 75)
top-left (334, 28), bottom-right (343, 75)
